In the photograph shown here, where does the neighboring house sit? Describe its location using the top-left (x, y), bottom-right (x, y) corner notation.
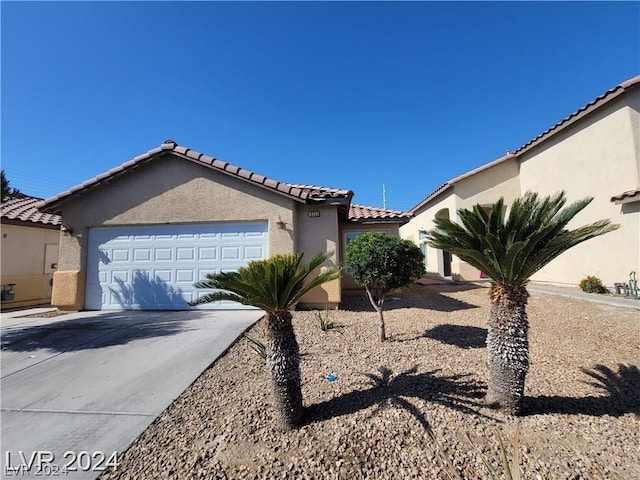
top-left (401, 75), bottom-right (640, 289)
top-left (37, 140), bottom-right (410, 311)
top-left (1, 194), bottom-right (61, 308)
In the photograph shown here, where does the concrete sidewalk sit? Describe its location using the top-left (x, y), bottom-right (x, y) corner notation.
top-left (1, 307), bottom-right (57, 320)
top-left (447, 278), bottom-right (640, 310)
top-left (1, 309), bottom-right (262, 479)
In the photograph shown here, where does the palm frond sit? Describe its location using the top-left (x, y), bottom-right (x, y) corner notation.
top-left (189, 251), bottom-right (341, 312)
top-left (426, 191), bottom-right (619, 286)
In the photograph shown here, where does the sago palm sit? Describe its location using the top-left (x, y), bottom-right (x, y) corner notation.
top-left (190, 252), bottom-right (340, 430)
top-left (426, 191), bottom-right (618, 415)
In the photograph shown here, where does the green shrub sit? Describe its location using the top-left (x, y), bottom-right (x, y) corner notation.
top-left (244, 334), bottom-right (267, 363)
top-left (314, 306), bottom-right (335, 331)
top-left (579, 275), bottom-right (608, 294)
top-left (467, 426), bottom-right (523, 480)
top-left (345, 232), bottom-right (425, 341)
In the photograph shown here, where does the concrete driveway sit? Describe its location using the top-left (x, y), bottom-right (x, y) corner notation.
top-left (1, 309), bottom-right (262, 479)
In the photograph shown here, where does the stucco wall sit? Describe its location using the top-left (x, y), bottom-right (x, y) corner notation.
top-left (454, 158), bottom-right (521, 210)
top-left (519, 92), bottom-right (640, 287)
top-left (52, 154), bottom-right (298, 309)
top-left (1, 224), bottom-right (60, 307)
top-left (400, 189), bottom-right (459, 278)
top-left (402, 90), bottom-right (639, 288)
top-left (295, 205), bottom-right (341, 307)
top-left (450, 158), bottom-right (521, 280)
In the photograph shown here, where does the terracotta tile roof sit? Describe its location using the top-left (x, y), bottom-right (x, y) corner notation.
top-left (514, 75), bottom-right (640, 156)
top-left (38, 140), bottom-right (354, 212)
top-left (283, 184), bottom-right (353, 202)
top-left (2, 194), bottom-right (62, 227)
top-left (611, 188), bottom-right (640, 204)
top-left (407, 182), bottom-right (453, 214)
top-left (348, 204), bottom-right (412, 224)
top-left (34, 140), bottom-right (413, 223)
top-left (409, 75), bottom-right (640, 214)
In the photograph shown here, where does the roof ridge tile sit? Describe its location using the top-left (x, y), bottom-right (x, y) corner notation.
top-left (38, 140), bottom-right (354, 211)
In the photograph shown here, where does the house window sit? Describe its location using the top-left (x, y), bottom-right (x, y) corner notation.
top-left (344, 232), bottom-right (365, 274)
top-left (345, 232), bottom-right (363, 246)
top-left (420, 242), bottom-right (428, 267)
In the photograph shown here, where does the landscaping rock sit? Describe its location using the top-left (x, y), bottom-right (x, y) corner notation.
top-left (100, 284), bottom-right (640, 479)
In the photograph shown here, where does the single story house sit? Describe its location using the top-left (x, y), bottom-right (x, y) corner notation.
top-left (401, 75), bottom-right (640, 289)
top-left (37, 140), bottom-right (411, 311)
top-left (1, 194), bottom-right (61, 308)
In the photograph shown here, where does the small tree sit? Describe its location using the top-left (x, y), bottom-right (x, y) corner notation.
top-left (345, 232), bottom-right (425, 341)
top-left (426, 191), bottom-right (618, 414)
top-left (190, 252), bottom-right (340, 430)
top-left (1, 170), bottom-right (21, 202)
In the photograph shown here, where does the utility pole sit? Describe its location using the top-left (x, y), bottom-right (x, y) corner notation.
top-left (382, 183), bottom-right (387, 209)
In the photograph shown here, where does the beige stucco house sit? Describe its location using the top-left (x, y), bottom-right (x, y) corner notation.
top-left (401, 75), bottom-right (640, 289)
top-left (38, 140), bottom-right (410, 311)
top-left (1, 195), bottom-right (61, 308)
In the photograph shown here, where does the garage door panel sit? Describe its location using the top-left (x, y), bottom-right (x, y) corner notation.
top-left (245, 245), bottom-right (265, 260)
top-left (133, 234), bottom-right (152, 240)
top-left (221, 246), bottom-right (240, 260)
top-left (155, 248), bottom-right (173, 261)
top-left (155, 270), bottom-right (172, 282)
top-left (133, 248), bottom-right (152, 262)
top-left (177, 248), bottom-right (195, 260)
top-left (111, 271), bottom-right (129, 282)
top-left (86, 223), bottom-right (268, 310)
top-left (199, 232), bottom-right (219, 239)
top-left (176, 270), bottom-right (195, 283)
top-left (112, 249), bottom-right (130, 262)
top-left (198, 247), bottom-right (217, 260)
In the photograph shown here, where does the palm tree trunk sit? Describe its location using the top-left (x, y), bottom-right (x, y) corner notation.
top-left (485, 283), bottom-right (530, 415)
top-left (265, 310), bottom-right (303, 430)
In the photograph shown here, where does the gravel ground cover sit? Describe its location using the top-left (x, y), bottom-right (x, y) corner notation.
top-left (101, 284), bottom-right (639, 480)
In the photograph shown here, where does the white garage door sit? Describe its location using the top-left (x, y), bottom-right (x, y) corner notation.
top-left (85, 223), bottom-right (268, 310)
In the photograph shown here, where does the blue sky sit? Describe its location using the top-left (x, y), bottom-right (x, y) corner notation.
top-left (2, 1), bottom-right (639, 212)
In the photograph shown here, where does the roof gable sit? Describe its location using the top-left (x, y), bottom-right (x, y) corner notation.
top-left (409, 74), bottom-right (640, 213)
top-left (38, 140), bottom-right (354, 213)
top-left (35, 140), bottom-right (412, 224)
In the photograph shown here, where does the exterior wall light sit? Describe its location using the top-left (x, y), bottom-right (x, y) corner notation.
top-left (61, 223), bottom-right (74, 236)
top-left (276, 215), bottom-right (287, 230)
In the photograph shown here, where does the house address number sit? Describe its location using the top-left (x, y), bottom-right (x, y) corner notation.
top-left (308, 211), bottom-right (321, 218)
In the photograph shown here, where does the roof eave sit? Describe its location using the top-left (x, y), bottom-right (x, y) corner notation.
top-left (307, 196), bottom-right (353, 207)
top-left (0, 218), bottom-right (61, 230)
top-left (408, 183), bottom-right (453, 214)
top-left (348, 217), bottom-right (412, 226)
top-left (611, 192), bottom-right (640, 205)
top-left (38, 152), bottom-right (165, 213)
top-left (40, 142), bottom-right (355, 212)
top-left (513, 84), bottom-right (633, 157)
